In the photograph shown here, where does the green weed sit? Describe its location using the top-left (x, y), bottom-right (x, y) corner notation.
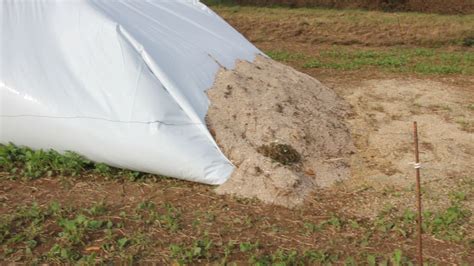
top-left (423, 204), bottom-right (471, 241)
top-left (390, 249), bottom-right (413, 266)
top-left (372, 200), bottom-right (471, 241)
top-left (134, 201), bottom-right (181, 232)
top-left (279, 47), bottom-right (474, 75)
top-left (160, 203), bottom-right (182, 232)
top-left (0, 201), bottom-right (128, 263)
top-left (0, 203), bottom-right (46, 253)
top-left (0, 143), bottom-right (90, 179)
top-left (239, 241), bottom-right (260, 252)
top-left (304, 249), bottom-right (339, 264)
top-left (86, 201), bottom-right (108, 216)
top-left (170, 236), bottom-right (214, 265)
top-left (0, 143), bottom-right (160, 182)
top-left (303, 221), bottom-right (323, 235)
top-left (266, 50), bottom-right (306, 62)
top-left (47, 243), bottom-right (81, 262)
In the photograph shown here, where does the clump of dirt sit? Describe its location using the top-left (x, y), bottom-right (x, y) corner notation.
top-left (257, 143), bottom-right (301, 165)
top-left (207, 55), bottom-right (355, 207)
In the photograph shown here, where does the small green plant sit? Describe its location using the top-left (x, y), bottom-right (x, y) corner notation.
top-left (160, 203), bottom-right (181, 232)
top-left (86, 201), bottom-right (108, 216)
top-left (325, 215), bottom-right (343, 230)
top-left (169, 237), bottom-right (214, 265)
top-left (58, 214), bottom-right (107, 244)
top-left (222, 240), bottom-right (236, 264)
top-left (450, 191), bottom-right (467, 202)
top-left (344, 255), bottom-right (357, 266)
top-left (271, 249), bottom-right (301, 265)
top-left (303, 222), bottom-right (323, 235)
top-left (47, 243), bottom-right (81, 262)
top-left (367, 254), bottom-right (377, 266)
top-left (117, 237), bottom-right (130, 249)
top-left (93, 163), bottom-right (113, 176)
top-left (304, 249), bottom-right (339, 264)
top-left (239, 241), bottom-right (259, 252)
top-left (390, 249), bottom-right (413, 266)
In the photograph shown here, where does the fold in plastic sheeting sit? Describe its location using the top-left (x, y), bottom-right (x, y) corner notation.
top-left (0, 0), bottom-right (261, 184)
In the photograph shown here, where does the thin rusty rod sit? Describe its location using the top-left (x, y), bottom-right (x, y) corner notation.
top-left (413, 121), bottom-right (423, 265)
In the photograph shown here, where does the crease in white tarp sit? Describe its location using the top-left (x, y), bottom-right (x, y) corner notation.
top-left (0, 0), bottom-right (261, 184)
top-left (115, 24), bottom-right (224, 152)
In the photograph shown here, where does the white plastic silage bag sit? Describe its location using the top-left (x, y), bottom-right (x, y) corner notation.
top-left (0, 0), bottom-right (261, 184)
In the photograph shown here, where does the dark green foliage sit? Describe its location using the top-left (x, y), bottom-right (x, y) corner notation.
top-left (0, 143), bottom-right (91, 179)
top-left (0, 143), bottom-right (158, 181)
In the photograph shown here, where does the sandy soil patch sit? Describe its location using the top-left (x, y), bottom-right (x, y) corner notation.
top-left (207, 56), bottom-right (354, 207)
top-left (331, 78), bottom-right (474, 217)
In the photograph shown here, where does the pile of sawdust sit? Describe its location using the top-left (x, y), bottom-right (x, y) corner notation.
top-left (207, 56), bottom-right (354, 207)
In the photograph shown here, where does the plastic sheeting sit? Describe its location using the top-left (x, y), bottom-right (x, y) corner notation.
top-left (0, 0), bottom-right (261, 184)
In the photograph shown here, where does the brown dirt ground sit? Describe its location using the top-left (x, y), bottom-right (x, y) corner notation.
top-left (215, 7), bottom-right (474, 48)
top-left (223, 0), bottom-right (474, 15)
top-left (0, 173), bottom-right (472, 264)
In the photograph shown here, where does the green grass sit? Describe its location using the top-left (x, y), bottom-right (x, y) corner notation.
top-left (265, 50), bottom-right (306, 62)
top-left (265, 47), bottom-right (474, 75)
top-left (372, 197), bottom-right (472, 242)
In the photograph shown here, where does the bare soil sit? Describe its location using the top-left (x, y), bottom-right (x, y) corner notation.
top-left (216, 7), bottom-right (474, 48)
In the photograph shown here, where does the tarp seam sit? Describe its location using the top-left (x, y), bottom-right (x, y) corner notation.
top-left (0, 115), bottom-right (201, 126)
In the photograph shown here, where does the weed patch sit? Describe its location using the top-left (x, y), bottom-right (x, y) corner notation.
top-left (299, 47), bottom-right (473, 75)
top-left (169, 236), bottom-right (214, 265)
top-left (0, 143), bottom-right (161, 182)
top-left (257, 143), bottom-right (301, 165)
top-left (372, 200), bottom-right (472, 241)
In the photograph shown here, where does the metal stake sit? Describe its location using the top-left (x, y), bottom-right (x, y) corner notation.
top-left (413, 121), bottom-right (423, 265)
